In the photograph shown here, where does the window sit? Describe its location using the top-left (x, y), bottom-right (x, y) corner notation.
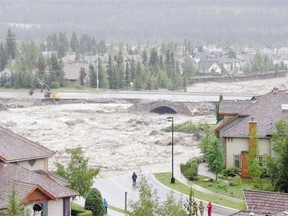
top-left (258, 155), bottom-right (264, 166)
top-left (233, 155), bottom-right (241, 169)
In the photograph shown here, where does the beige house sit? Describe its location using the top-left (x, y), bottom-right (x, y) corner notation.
top-left (0, 127), bottom-right (78, 216)
top-left (215, 88), bottom-right (288, 177)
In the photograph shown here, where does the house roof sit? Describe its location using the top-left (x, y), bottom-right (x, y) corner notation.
top-left (219, 100), bottom-right (255, 115)
top-left (0, 127), bottom-right (54, 163)
top-left (0, 163), bottom-right (78, 209)
top-left (222, 89), bottom-right (288, 138)
top-left (230, 210), bottom-right (288, 216)
top-left (63, 63), bottom-right (83, 81)
top-left (198, 60), bottom-right (221, 72)
top-left (244, 189), bottom-right (288, 215)
top-left (215, 57), bottom-right (242, 64)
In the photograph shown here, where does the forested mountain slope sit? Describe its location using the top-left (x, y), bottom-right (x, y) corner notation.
top-left (0, 0), bottom-right (287, 45)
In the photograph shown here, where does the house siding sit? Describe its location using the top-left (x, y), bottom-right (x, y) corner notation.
top-left (17, 158), bottom-right (47, 171)
top-left (48, 199), bottom-right (63, 216)
top-left (226, 137), bottom-right (271, 168)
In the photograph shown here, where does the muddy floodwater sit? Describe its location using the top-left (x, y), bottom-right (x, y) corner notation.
top-left (1, 76), bottom-right (287, 178)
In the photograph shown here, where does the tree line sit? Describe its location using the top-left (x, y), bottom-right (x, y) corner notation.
top-left (0, 29), bottom-right (285, 91)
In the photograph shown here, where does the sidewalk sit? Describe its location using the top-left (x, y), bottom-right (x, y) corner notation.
top-left (174, 162), bottom-right (243, 203)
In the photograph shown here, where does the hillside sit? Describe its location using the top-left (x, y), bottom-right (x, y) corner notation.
top-left (0, 0), bottom-right (288, 45)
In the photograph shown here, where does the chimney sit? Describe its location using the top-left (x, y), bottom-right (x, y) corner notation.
top-left (249, 118), bottom-right (257, 151)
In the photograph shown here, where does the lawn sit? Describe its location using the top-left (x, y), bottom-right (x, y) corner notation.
top-left (154, 172), bottom-right (248, 210)
top-left (195, 175), bottom-right (272, 199)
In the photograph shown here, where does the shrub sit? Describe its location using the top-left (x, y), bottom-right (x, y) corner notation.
top-left (71, 203), bottom-right (92, 216)
top-left (50, 81), bottom-right (60, 88)
top-left (229, 176), bottom-right (242, 187)
top-left (85, 188), bottom-right (105, 216)
top-left (223, 167), bottom-right (239, 177)
top-left (181, 158), bottom-right (199, 180)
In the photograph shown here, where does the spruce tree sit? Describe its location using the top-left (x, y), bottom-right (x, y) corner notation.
top-left (6, 28), bottom-right (17, 59)
top-left (5, 186), bottom-right (26, 216)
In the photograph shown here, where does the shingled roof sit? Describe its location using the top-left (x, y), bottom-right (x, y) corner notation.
top-left (219, 100), bottom-right (255, 115)
top-left (222, 90), bottom-right (288, 138)
top-left (0, 163), bottom-right (78, 209)
top-left (0, 127), bottom-right (54, 162)
top-left (244, 189), bottom-right (288, 215)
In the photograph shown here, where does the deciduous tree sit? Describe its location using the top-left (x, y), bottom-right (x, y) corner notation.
top-left (270, 120), bottom-right (288, 192)
top-left (55, 147), bottom-right (100, 198)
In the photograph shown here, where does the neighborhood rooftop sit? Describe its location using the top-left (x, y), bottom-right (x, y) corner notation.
top-left (0, 163), bottom-right (78, 209)
top-left (0, 127), bottom-right (54, 162)
top-left (221, 89), bottom-right (288, 138)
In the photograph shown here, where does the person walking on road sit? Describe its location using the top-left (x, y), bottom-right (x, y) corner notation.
top-left (132, 172), bottom-right (138, 185)
top-left (103, 198), bottom-right (108, 214)
top-left (207, 201), bottom-right (212, 216)
top-left (199, 201), bottom-right (204, 216)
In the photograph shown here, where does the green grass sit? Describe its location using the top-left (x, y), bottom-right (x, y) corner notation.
top-left (109, 205), bottom-right (127, 214)
top-left (195, 175), bottom-right (272, 199)
top-left (154, 172), bottom-right (246, 210)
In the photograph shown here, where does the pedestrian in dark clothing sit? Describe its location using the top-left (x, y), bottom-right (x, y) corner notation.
top-left (132, 172), bottom-right (137, 184)
top-left (103, 198), bottom-right (108, 214)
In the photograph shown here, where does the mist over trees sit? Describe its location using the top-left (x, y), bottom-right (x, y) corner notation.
top-left (0, 0), bottom-right (288, 46)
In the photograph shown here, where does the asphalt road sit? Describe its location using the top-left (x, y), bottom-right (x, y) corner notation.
top-left (88, 173), bottom-right (238, 216)
top-left (1, 90), bottom-right (253, 102)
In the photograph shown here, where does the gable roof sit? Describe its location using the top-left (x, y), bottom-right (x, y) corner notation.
top-left (244, 189), bottom-right (288, 215)
top-left (219, 100), bottom-right (255, 115)
top-left (0, 127), bottom-right (54, 163)
top-left (198, 60), bottom-right (221, 72)
top-left (0, 163), bottom-right (78, 209)
top-left (221, 90), bottom-right (288, 138)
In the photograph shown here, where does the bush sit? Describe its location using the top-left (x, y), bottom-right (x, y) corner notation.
top-left (181, 158), bottom-right (199, 180)
top-left (229, 176), bottom-right (242, 187)
top-left (223, 167), bottom-right (239, 177)
top-left (85, 188), bottom-right (105, 216)
top-left (71, 203), bottom-right (92, 216)
top-left (50, 81), bottom-right (60, 88)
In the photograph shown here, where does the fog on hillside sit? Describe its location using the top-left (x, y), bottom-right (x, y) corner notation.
top-left (0, 0), bottom-right (287, 45)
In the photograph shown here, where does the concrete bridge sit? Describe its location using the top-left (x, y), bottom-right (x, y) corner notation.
top-left (128, 100), bottom-right (216, 116)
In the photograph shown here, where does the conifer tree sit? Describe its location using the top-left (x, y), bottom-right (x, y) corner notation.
top-left (6, 28), bottom-right (17, 59)
top-left (5, 186), bottom-right (26, 216)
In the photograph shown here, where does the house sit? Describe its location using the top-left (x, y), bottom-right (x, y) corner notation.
top-left (198, 60), bottom-right (222, 74)
top-left (216, 57), bottom-right (243, 74)
top-left (0, 127), bottom-right (78, 216)
top-left (215, 88), bottom-right (288, 178)
top-left (230, 190), bottom-right (288, 216)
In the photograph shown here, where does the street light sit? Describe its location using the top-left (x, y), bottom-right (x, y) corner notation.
top-left (167, 116), bottom-right (175, 184)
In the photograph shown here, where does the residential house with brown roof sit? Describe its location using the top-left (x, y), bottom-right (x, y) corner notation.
top-left (215, 88), bottom-right (288, 177)
top-left (0, 127), bottom-right (78, 216)
top-left (230, 190), bottom-right (288, 216)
